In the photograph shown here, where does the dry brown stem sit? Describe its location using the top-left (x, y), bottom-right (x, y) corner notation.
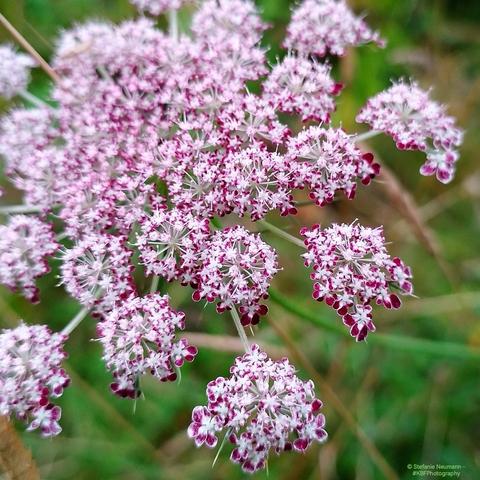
top-left (0, 416), bottom-right (40, 480)
top-left (0, 13), bottom-right (60, 83)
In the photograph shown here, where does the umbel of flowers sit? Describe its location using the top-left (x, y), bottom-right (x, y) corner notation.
top-left (301, 222), bottom-right (413, 341)
top-left (188, 344), bottom-right (327, 473)
top-left (0, 0), bottom-right (462, 473)
top-left (0, 324), bottom-right (70, 437)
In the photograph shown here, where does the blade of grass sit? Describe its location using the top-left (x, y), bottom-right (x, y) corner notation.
top-left (183, 332), bottom-right (286, 359)
top-left (372, 159), bottom-right (442, 259)
top-left (66, 366), bottom-right (167, 462)
top-left (268, 288), bottom-right (480, 361)
top-left (374, 162), bottom-right (458, 287)
top-left (265, 316), bottom-right (399, 480)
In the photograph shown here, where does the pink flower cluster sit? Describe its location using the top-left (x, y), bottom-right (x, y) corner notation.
top-left (286, 126), bottom-right (380, 206)
top-left (0, 324), bottom-right (70, 437)
top-left (136, 207), bottom-right (210, 281)
top-left (0, 44), bottom-right (35, 99)
top-left (263, 55), bottom-right (342, 122)
top-left (0, 0), bottom-right (459, 470)
top-left (301, 222), bottom-right (413, 341)
top-left (137, 216), bottom-right (278, 325)
top-left (0, 215), bottom-right (58, 303)
top-left (97, 294), bottom-right (197, 398)
top-left (357, 81), bottom-right (463, 183)
top-left (60, 234), bottom-right (135, 315)
top-left (285, 0), bottom-right (384, 57)
top-left (188, 345), bottom-right (327, 473)
top-left (192, 226), bottom-right (279, 326)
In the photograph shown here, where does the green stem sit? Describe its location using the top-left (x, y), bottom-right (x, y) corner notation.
top-left (19, 89), bottom-right (51, 109)
top-left (212, 428), bottom-right (232, 468)
top-left (150, 275), bottom-right (160, 294)
top-left (62, 306), bottom-right (90, 336)
top-left (168, 10), bottom-right (178, 40)
top-left (230, 306), bottom-right (250, 352)
top-left (256, 220), bottom-right (305, 248)
top-left (268, 288), bottom-right (480, 361)
top-left (355, 130), bottom-right (381, 142)
top-left (0, 205), bottom-right (42, 215)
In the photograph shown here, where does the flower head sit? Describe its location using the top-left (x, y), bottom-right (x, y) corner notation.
top-left (191, 0), bottom-right (268, 87)
top-left (286, 126), bottom-right (380, 206)
top-left (0, 44), bottom-right (35, 99)
top-left (301, 222), bottom-right (413, 341)
top-left (192, 226), bottom-right (279, 326)
top-left (165, 151), bottom-right (230, 219)
top-left (357, 81), bottom-right (463, 183)
top-left (217, 95), bottom-right (290, 145)
top-left (97, 294), bottom-right (197, 398)
top-left (285, 0), bottom-right (384, 57)
top-left (223, 144), bottom-right (296, 221)
top-left (60, 233), bottom-right (135, 314)
top-left (263, 55), bottom-right (342, 122)
top-left (136, 207), bottom-right (210, 281)
top-left (188, 344), bottom-right (327, 473)
top-left (0, 216), bottom-right (58, 303)
top-left (0, 323), bottom-right (70, 437)
top-left (192, 0), bottom-right (267, 47)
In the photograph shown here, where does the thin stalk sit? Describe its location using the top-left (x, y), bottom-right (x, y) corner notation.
top-left (0, 13), bottom-right (60, 83)
top-left (168, 10), bottom-right (179, 41)
top-left (212, 428), bottom-right (232, 468)
top-left (268, 288), bottom-right (480, 361)
top-left (150, 275), bottom-right (160, 294)
top-left (230, 306), bottom-right (250, 352)
top-left (355, 130), bottom-right (381, 142)
top-left (19, 89), bottom-right (51, 109)
top-left (97, 65), bottom-right (113, 82)
top-left (62, 307), bottom-right (90, 336)
top-left (0, 205), bottom-right (42, 215)
top-left (257, 220), bottom-right (305, 248)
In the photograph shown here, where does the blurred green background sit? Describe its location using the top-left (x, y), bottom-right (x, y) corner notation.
top-left (0, 1), bottom-right (479, 479)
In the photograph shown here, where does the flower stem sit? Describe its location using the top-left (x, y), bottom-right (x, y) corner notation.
top-left (268, 287), bottom-right (480, 361)
top-left (230, 306), bottom-right (250, 352)
top-left (0, 13), bottom-right (60, 83)
top-left (212, 428), bottom-right (232, 468)
top-left (19, 89), bottom-right (51, 109)
top-left (168, 10), bottom-right (179, 41)
top-left (355, 130), bottom-right (381, 142)
top-left (0, 205), bottom-right (42, 215)
top-left (150, 275), bottom-right (160, 294)
top-left (256, 220), bottom-right (305, 248)
top-left (62, 306), bottom-right (90, 336)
